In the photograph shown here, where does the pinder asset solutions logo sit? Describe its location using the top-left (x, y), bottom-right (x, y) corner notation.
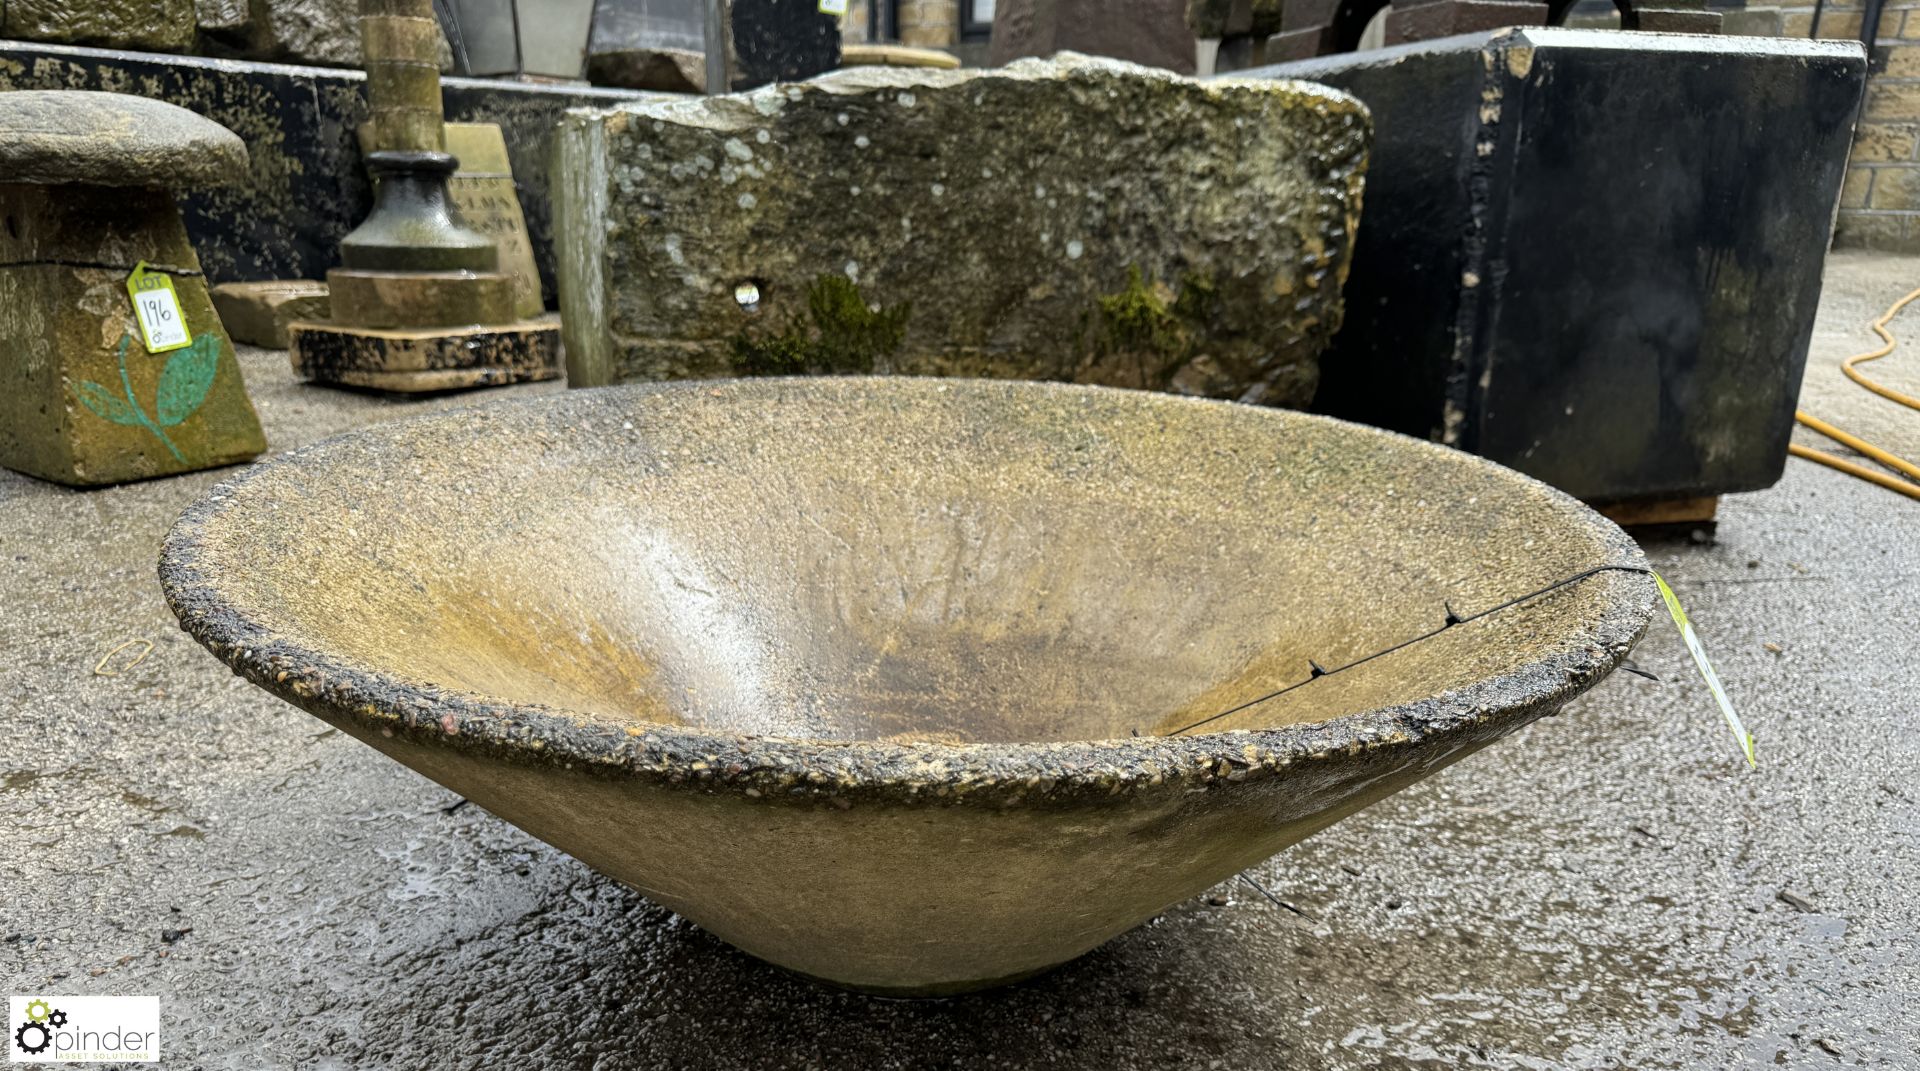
top-left (9, 997), bottom-right (159, 1063)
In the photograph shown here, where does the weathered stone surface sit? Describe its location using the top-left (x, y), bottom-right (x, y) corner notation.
top-left (587, 47), bottom-right (706, 92)
top-left (210, 279), bottom-right (330, 347)
top-left (325, 268), bottom-right (515, 328)
top-left (0, 183), bottom-right (266, 486)
top-left (0, 41), bottom-right (652, 300)
top-left (2, 0), bottom-right (198, 52)
top-left (288, 318), bottom-right (562, 391)
top-left (193, 0), bottom-right (250, 32)
top-left (991, 0), bottom-right (1197, 73)
top-left (194, 0), bottom-right (453, 69)
top-left (158, 374), bottom-right (1654, 993)
top-left (0, 90), bottom-right (248, 188)
top-left (444, 122), bottom-right (545, 320)
top-left (554, 54), bottom-right (1368, 407)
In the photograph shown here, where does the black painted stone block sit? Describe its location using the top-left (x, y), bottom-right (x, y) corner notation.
top-left (0, 41), bottom-right (654, 306)
top-left (1249, 29), bottom-right (1867, 505)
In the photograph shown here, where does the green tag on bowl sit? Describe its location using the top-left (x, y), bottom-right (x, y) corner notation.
top-left (1653, 571), bottom-right (1757, 768)
top-left (126, 261), bottom-right (193, 354)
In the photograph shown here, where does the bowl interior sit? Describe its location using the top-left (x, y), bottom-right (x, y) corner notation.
top-left (177, 378), bottom-right (1639, 745)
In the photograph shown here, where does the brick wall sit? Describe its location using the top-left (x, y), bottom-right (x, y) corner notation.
top-left (1767, 0), bottom-right (1920, 249)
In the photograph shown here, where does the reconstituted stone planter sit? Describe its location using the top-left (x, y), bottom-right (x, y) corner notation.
top-left (160, 378), bottom-right (1654, 995)
top-left (554, 54), bottom-right (1370, 409)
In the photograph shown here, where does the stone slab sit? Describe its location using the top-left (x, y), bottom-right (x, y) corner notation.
top-left (210, 279), bottom-right (331, 348)
top-left (1248, 28), bottom-right (1867, 503)
top-left (553, 54), bottom-right (1369, 407)
top-left (0, 40), bottom-right (658, 304)
top-left (288, 317), bottom-right (562, 391)
top-left (0, 183), bottom-right (266, 486)
top-left (443, 122), bottom-right (545, 321)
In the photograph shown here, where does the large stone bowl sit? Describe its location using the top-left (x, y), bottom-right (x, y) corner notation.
top-left (159, 378), bottom-right (1656, 996)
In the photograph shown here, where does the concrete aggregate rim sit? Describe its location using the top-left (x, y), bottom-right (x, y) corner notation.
top-left (158, 377), bottom-right (1659, 807)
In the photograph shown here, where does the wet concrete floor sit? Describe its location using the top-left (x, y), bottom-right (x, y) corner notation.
top-left (3, 252), bottom-right (1916, 1068)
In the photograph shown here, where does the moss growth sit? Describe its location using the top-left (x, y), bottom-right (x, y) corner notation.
top-left (1096, 266), bottom-right (1183, 354)
top-left (731, 275), bottom-right (911, 376)
top-left (1085, 266), bottom-right (1218, 383)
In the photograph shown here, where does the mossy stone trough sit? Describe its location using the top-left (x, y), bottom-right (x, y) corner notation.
top-left (160, 378), bottom-right (1655, 995)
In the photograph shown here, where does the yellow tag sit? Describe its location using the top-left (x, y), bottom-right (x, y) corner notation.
top-left (1653, 571), bottom-right (1757, 768)
top-left (126, 262), bottom-right (193, 354)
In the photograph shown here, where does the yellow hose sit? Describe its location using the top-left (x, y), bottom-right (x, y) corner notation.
top-left (1791, 284), bottom-right (1920, 502)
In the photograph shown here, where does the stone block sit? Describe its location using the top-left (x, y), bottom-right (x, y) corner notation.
top-left (324, 269), bottom-right (515, 328)
top-left (0, 40), bottom-right (655, 304)
top-left (1249, 28), bottom-right (1867, 504)
top-left (553, 54), bottom-right (1369, 408)
top-left (2, 0), bottom-right (198, 53)
top-left (0, 185), bottom-right (266, 485)
top-left (1720, 6), bottom-right (1784, 36)
top-left (288, 318), bottom-right (563, 392)
top-left (210, 279), bottom-right (331, 348)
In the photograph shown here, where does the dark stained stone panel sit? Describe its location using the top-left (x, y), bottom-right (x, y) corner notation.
top-left (0, 40), bottom-right (659, 305)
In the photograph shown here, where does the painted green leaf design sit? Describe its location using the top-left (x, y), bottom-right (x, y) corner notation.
top-left (74, 379), bottom-right (143, 426)
top-left (155, 333), bottom-right (220, 427)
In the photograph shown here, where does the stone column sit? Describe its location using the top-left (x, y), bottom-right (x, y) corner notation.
top-left (361, 0), bottom-right (447, 153)
top-left (286, 0), bottom-right (561, 392)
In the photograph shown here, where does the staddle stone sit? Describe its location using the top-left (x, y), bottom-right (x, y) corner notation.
top-left (0, 90), bottom-right (265, 487)
top-left (553, 53), bottom-right (1369, 406)
top-left (0, 90), bottom-right (248, 188)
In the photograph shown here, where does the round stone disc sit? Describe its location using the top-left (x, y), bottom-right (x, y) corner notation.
top-left (0, 90), bottom-right (249, 188)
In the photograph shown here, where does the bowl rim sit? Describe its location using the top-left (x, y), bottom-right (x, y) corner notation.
top-left (158, 377), bottom-right (1657, 806)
